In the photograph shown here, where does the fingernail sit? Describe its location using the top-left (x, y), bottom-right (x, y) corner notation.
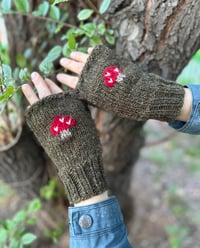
top-left (31, 72), bottom-right (38, 80)
top-left (56, 74), bottom-right (62, 80)
top-left (70, 51), bottom-right (76, 57)
top-left (60, 58), bottom-right (66, 63)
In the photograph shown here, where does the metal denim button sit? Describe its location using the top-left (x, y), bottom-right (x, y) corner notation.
top-left (79, 215), bottom-right (93, 228)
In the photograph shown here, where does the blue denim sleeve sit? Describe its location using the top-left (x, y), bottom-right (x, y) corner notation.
top-left (169, 84), bottom-right (200, 134)
top-left (68, 196), bottom-right (132, 248)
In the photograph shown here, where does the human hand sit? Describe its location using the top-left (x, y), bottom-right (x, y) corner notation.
top-left (56, 48), bottom-right (93, 89)
top-left (22, 72), bottom-right (62, 105)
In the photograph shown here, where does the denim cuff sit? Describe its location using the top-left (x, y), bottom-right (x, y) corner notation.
top-left (169, 84), bottom-right (200, 134)
top-left (68, 196), bottom-right (124, 237)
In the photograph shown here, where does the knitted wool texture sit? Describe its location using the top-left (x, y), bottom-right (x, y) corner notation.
top-left (77, 46), bottom-right (185, 122)
top-left (26, 92), bottom-right (108, 204)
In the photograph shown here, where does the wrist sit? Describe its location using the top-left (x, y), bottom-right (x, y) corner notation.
top-left (74, 191), bottom-right (109, 207)
top-left (176, 88), bottom-right (192, 122)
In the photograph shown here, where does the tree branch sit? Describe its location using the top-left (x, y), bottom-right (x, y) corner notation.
top-left (84, 0), bottom-right (108, 23)
top-left (3, 11), bottom-right (78, 29)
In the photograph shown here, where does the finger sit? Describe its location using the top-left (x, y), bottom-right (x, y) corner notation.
top-left (45, 78), bottom-right (63, 94)
top-left (59, 58), bottom-right (84, 75)
top-left (88, 47), bottom-right (94, 54)
top-left (70, 51), bottom-right (89, 63)
top-left (21, 84), bottom-right (39, 105)
top-left (56, 74), bottom-right (79, 89)
top-left (31, 72), bottom-right (51, 99)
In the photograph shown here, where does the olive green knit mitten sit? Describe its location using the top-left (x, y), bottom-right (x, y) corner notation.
top-left (25, 92), bottom-right (108, 204)
top-left (77, 46), bottom-right (185, 122)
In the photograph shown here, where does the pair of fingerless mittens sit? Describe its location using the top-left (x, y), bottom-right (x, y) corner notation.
top-left (26, 45), bottom-right (185, 205)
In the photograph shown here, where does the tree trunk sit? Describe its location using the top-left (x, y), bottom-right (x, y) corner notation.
top-left (1, 0), bottom-right (200, 233)
top-left (0, 125), bottom-right (47, 197)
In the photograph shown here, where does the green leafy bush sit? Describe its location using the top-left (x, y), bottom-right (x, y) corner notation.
top-left (0, 0), bottom-right (114, 112)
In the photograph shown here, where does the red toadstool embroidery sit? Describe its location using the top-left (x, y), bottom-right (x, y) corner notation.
top-left (50, 116), bottom-right (76, 139)
top-left (103, 66), bottom-right (125, 87)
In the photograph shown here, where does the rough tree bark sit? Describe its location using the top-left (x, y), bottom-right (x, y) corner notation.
top-left (1, 0), bottom-right (200, 237)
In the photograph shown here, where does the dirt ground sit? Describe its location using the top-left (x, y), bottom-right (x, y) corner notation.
top-left (129, 120), bottom-right (200, 248)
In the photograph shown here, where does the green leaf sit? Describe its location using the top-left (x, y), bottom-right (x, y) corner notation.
top-left (77, 9), bottom-right (94, 21)
top-left (46, 45), bottom-right (62, 62)
top-left (107, 29), bottom-right (114, 35)
top-left (89, 35), bottom-right (102, 46)
top-left (27, 217), bottom-right (37, 225)
top-left (105, 34), bottom-right (115, 45)
top-left (19, 68), bottom-right (30, 82)
top-left (10, 237), bottom-right (20, 248)
top-left (21, 233), bottom-right (37, 245)
top-left (98, 23), bottom-right (106, 35)
top-left (1, 0), bottom-right (12, 12)
top-left (0, 100), bottom-right (7, 115)
top-left (0, 228), bottom-right (7, 243)
top-left (39, 60), bottom-right (53, 75)
top-left (51, 0), bottom-right (69, 5)
top-left (33, 1), bottom-right (49, 16)
top-left (13, 0), bottom-right (30, 13)
top-left (50, 5), bottom-right (60, 20)
top-left (62, 43), bottom-right (71, 58)
top-left (80, 36), bottom-right (88, 45)
top-left (40, 178), bottom-right (58, 200)
top-left (1, 86), bottom-right (15, 100)
top-left (68, 32), bottom-right (76, 50)
top-left (13, 210), bottom-right (27, 223)
top-left (193, 50), bottom-right (200, 62)
top-left (99, 0), bottom-right (111, 14)
top-left (55, 23), bottom-right (64, 33)
top-left (82, 23), bottom-right (96, 37)
top-left (0, 64), bottom-right (12, 85)
top-left (16, 54), bottom-right (26, 68)
top-left (28, 199), bottom-right (41, 213)
top-left (24, 48), bottom-right (32, 59)
top-left (3, 219), bottom-right (16, 230)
